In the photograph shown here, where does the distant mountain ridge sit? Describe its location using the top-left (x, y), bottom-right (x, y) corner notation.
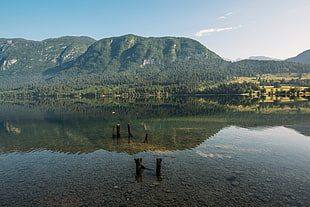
top-left (286, 49), bottom-right (310, 64)
top-left (247, 56), bottom-right (280, 61)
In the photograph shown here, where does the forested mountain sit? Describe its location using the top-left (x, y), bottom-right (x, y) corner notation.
top-left (0, 34), bottom-right (309, 96)
top-left (229, 59), bottom-right (310, 76)
top-left (0, 36), bottom-right (96, 72)
top-left (286, 49), bottom-right (310, 64)
top-left (45, 34), bottom-right (223, 74)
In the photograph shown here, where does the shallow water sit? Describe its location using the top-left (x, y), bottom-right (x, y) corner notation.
top-left (0, 97), bottom-right (310, 206)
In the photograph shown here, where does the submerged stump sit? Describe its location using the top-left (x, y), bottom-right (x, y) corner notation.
top-left (144, 133), bottom-right (149, 143)
top-left (127, 123), bottom-right (133, 137)
top-left (156, 158), bottom-right (163, 181)
top-left (116, 124), bottom-right (121, 138)
top-left (134, 158), bottom-right (145, 182)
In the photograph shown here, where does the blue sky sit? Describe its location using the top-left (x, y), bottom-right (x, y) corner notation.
top-left (1, 0), bottom-right (310, 60)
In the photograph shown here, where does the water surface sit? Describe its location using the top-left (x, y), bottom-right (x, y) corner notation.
top-left (0, 96), bottom-right (309, 206)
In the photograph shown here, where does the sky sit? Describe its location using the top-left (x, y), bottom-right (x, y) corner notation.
top-left (1, 0), bottom-right (310, 60)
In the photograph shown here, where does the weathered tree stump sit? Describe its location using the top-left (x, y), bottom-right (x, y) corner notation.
top-left (156, 158), bottom-right (163, 181)
top-left (116, 124), bottom-right (121, 138)
top-left (156, 158), bottom-right (162, 174)
top-left (134, 158), bottom-right (145, 182)
top-left (135, 158), bottom-right (145, 172)
top-left (144, 133), bottom-right (149, 143)
top-left (127, 123), bottom-right (133, 137)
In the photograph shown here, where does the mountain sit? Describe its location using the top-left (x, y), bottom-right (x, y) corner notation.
top-left (40, 34), bottom-right (230, 92)
top-left (47, 34), bottom-right (223, 74)
top-left (0, 36), bottom-right (96, 72)
top-left (286, 49), bottom-right (310, 64)
top-left (0, 34), bottom-right (309, 95)
top-left (247, 56), bottom-right (280, 61)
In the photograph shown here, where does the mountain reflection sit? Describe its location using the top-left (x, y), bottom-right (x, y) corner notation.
top-left (2, 121), bottom-right (21, 134)
top-left (0, 96), bottom-right (309, 154)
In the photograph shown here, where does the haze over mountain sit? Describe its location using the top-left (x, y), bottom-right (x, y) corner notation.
top-left (286, 49), bottom-right (310, 64)
top-left (247, 56), bottom-right (280, 61)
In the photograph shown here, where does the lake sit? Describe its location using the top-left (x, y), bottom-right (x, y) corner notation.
top-left (0, 96), bottom-right (310, 206)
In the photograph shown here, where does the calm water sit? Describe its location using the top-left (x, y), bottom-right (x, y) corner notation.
top-left (0, 96), bottom-right (310, 206)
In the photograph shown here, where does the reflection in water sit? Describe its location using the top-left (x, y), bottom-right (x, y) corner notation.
top-left (0, 96), bottom-right (309, 154)
top-left (2, 121), bottom-right (21, 134)
top-left (195, 150), bottom-right (232, 158)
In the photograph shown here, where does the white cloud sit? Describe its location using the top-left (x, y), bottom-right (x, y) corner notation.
top-left (195, 25), bottom-right (243, 37)
top-left (218, 12), bottom-right (233, 20)
top-left (195, 26), bottom-right (234, 37)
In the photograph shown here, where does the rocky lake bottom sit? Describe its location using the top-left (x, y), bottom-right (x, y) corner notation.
top-left (1, 126), bottom-right (310, 206)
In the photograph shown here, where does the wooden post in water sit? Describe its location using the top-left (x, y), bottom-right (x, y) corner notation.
top-left (135, 158), bottom-right (142, 174)
top-left (116, 124), bottom-right (121, 138)
top-left (144, 133), bottom-right (149, 143)
top-left (127, 123), bottom-right (133, 137)
top-left (156, 158), bottom-right (162, 174)
top-left (156, 158), bottom-right (163, 181)
top-left (134, 158), bottom-right (145, 182)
